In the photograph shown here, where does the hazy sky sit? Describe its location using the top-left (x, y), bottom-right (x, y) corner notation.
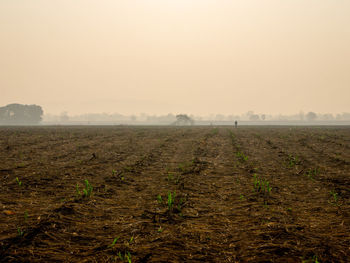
top-left (1, 0), bottom-right (349, 115)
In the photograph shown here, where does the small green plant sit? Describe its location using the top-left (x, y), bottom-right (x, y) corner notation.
top-left (76, 180), bottom-right (93, 198)
top-left (303, 255), bottom-right (320, 263)
top-left (253, 174), bottom-right (272, 194)
top-left (17, 227), bottom-right (24, 237)
top-left (287, 154), bottom-right (300, 168)
top-left (158, 226), bottom-right (163, 233)
top-left (16, 177), bottom-right (22, 187)
top-left (329, 190), bottom-right (340, 205)
top-left (125, 251), bottom-right (132, 263)
top-left (158, 191), bottom-right (183, 214)
top-left (128, 236), bottom-right (134, 244)
top-left (167, 191), bottom-right (175, 211)
top-left (157, 194), bottom-right (163, 203)
top-left (236, 152), bottom-right (248, 162)
top-left (109, 237), bottom-right (119, 248)
top-left (83, 180), bottom-right (93, 197)
top-left (305, 168), bottom-right (319, 180)
top-left (118, 251), bottom-right (132, 263)
top-left (239, 194), bottom-right (245, 200)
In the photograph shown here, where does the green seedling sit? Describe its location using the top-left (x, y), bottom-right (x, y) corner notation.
top-left (158, 191), bottom-right (183, 213)
top-left (126, 251), bottom-right (132, 263)
top-left (167, 191), bottom-right (175, 211)
top-left (305, 168), bottom-right (319, 180)
top-left (16, 177), bottom-right (22, 187)
top-left (118, 251), bottom-right (132, 263)
top-left (287, 154), bottom-right (300, 168)
top-left (109, 237), bottom-right (119, 248)
top-left (239, 194), bottom-right (245, 200)
top-left (303, 255), bottom-right (320, 263)
top-left (129, 236), bottom-right (134, 244)
top-left (253, 174), bottom-right (272, 194)
top-left (158, 226), bottom-right (163, 233)
top-left (17, 227), bottom-right (24, 237)
top-left (236, 152), bottom-right (248, 162)
top-left (76, 180), bottom-right (93, 198)
top-left (76, 183), bottom-right (81, 197)
top-left (118, 252), bottom-right (124, 261)
top-left (157, 194), bottom-right (163, 204)
top-left (83, 179), bottom-right (93, 197)
top-left (329, 190), bottom-right (339, 205)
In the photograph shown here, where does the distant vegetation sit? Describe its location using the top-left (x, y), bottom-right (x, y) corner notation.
top-left (173, 114), bottom-right (194, 126)
top-left (0, 104), bottom-right (43, 125)
top-left (42, 110), bottom-right (350, 124)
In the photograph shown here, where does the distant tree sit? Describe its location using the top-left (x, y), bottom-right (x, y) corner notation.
top-left (305, 111), bottom-right (317, 122)
top-left (173, 114), bottom-right (194, 126)
top-left (0, 104), bottom-right (43, 124)
top-left (249, 114), bottom-right (260, 121)
top-left (319, 113), bottom-right (334, 121)
top-left (261, 114), bottom-right (266, 121)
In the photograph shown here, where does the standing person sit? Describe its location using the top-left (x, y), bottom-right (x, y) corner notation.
top-left (235, 120), bottom-right (238, 128)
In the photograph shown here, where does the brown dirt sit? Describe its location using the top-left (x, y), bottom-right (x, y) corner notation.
top-left (0, 126), bottom-right (349, 262)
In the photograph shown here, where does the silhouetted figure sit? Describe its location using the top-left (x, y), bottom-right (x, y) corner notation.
top-left (235, 120), bottom-right (238, 128)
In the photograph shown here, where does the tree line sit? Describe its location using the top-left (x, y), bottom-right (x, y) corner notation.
top-left (0, 104), bottom-right (43, 124)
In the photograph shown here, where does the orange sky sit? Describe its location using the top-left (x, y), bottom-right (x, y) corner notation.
top-left (1, 0), bottom-right (349, 115)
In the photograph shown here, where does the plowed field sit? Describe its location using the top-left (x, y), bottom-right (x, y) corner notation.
top-left (0, 126), bottom-right (349, 262)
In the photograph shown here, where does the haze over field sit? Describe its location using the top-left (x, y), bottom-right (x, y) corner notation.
top-left (1, 0), bottom-right (349, 116)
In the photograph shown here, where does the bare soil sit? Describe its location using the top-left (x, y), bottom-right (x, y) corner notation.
top-left (0, 126), bottom-right (349, 262)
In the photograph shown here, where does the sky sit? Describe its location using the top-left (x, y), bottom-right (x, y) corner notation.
top-left (1, 0), bottom-right (349, 116)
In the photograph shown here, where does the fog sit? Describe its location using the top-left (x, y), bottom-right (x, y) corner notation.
top-left (1, 1), bottom-right (350, 117)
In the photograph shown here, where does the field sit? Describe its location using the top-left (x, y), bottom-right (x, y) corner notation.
top-left (0, 126), bottom-right (349, 262)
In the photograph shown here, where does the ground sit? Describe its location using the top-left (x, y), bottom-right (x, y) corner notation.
top-left (0, 126), bottom-right (349, 262)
